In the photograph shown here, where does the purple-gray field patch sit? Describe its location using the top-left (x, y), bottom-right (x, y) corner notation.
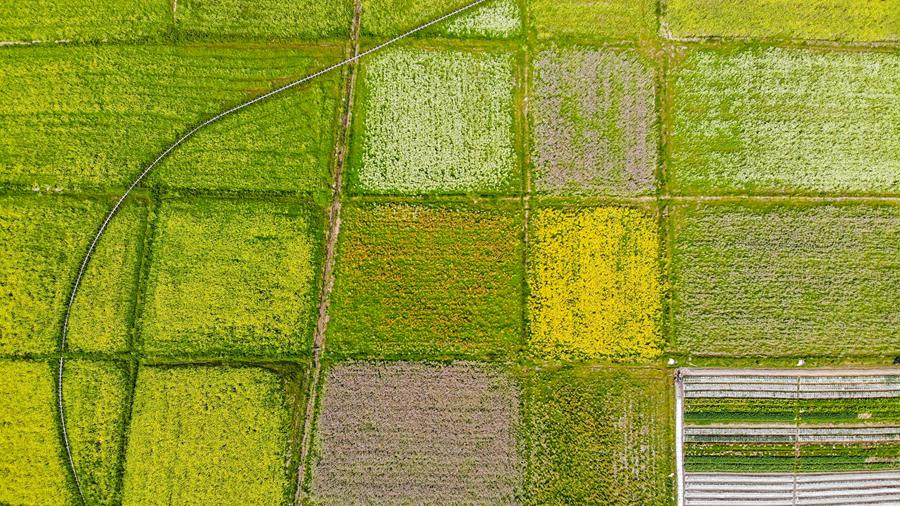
top-left (532, 47), bottom-right (657, 195)
top-left (310, 362), bottom-right (520, 504)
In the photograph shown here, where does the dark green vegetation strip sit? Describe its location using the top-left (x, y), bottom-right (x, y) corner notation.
top-left (0, 194), bottom-right (145, 355)
top-left (328, 202), bottom-right (523, 360)
top-left (140, 197), bottom-right (324, 358)
top-left (0, 44), bottom-right (343, 192)
top-left (671, 202), bottom-right (900, 357)
top-left (668, 46), bottom-right (900, 195)
top-left (0, 360), bottom-right (129, 505)
top-left (122, 366), bottom-right (296, 505)
top-left (686, 443), bottom-right (900, 473)
top-left (522, 366), bottom-right (672, 505)
top-left (664, 0), bottom-right (900, 42)
top-left (685, 397), bottom-right (900, 425)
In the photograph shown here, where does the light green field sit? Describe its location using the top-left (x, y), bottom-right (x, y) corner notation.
top-left (0, 0), bottom-right (170, 43)
top-left (0, 44), bottom-right (343, 192)
top-left (122, 366), bottom-right (295, 505)
top-left (140, 197), bottom-right (322, 357)
top-left (665, 0), bottom-right (900, 42)
top-left (348, 46), bottom-right (519, 194)
top-left (668, 47), bottom-right (900, 195)
top-left (0, 194), bottom-right (145, 355)
top-left (174, 0), bottom-right (353, 40)
top-left (529, 0), bottom-right (658, 41)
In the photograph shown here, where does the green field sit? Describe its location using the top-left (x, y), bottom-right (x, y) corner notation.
top-left (529, 0), bottom-right (658, 41)
top-left (174, 0), bottom-right (353, 41)
top-left (668, 47), bottom-right (900, 195)
top-left (671, 202), bottom-right (900, 357)
top-left (328, 202), bottom-right (523, 360)
top-left (0, 360), bottom-right (130, 505)
top-left (0, 44), bottom-right (343, 192)
top-left (348, 46), bottom-right (519, 194)
top-left (122, 366), bottom-right (297, 505)
top-left (665, 0), bottom-right (900, 41)
top-left (0, 194), bottom-right (145, 355)
top-left (522, 366), bottom-right (672, 504)
top-left (140, 197), bottom-right (322, 357)
top-left (0, 0), bottom-right (170, 43)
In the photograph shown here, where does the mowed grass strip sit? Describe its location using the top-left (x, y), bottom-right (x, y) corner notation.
top-left (174, 0), bottom-right (353, 40)
top-left (668, 47), bottom-right (900, 195)
top-left (328, 203), bottom-right (523, 360)
top-left (310, 362), bottom-right (520, 504)
top-left (531, 46), bottom-right (658, 195)
top-left (529, 0), bottom-right (658, 41)
top-left (349, 47), bottom-right (518, 194)
top-left (522, 366), bottom-right (672, 505)
top-left (122, 366), bottom-right (294, 505)
top-left (671, 202), bottom-right (900, 357)
top-left (528, 206), bottom-right (664, 360)
top-left (0, 194), bottom-right (145, 355)
top-left (0, 0), bottom-right (170, 43)
top-left (0, 44), bottom-right (342, 192)
top-left (141, 197), bottom-right (322, 357)
top-left (664, 0), bottom-right (900, 42)
top-left (0, 360), bottom-right (130, 505)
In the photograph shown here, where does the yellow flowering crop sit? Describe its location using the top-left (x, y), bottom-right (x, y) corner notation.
top-left (528, 207), bottom-right (663, 359)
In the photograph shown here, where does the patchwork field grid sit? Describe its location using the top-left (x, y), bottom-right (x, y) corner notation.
top-left (677, 369), bottom-right (900, 505)
top-left (308, 362), bottom-right (520, 504)
top-left (0, 0), bottom-right (898, 503)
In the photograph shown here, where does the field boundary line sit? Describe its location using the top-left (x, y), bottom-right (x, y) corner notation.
top-left (54, 0), bottom-right (492, 502)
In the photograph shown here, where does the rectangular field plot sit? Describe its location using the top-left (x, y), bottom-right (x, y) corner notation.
top-left (0, 194), bottom-right (145, 355)
top-left (363, 0), bottom-right (522, 39)
top-left (523, 366), bottom-right (672, 504)
top-left (122, 366), bottom-right (296, 505)
top-left (528, 206), bottom-right (663, 360)
top-left (348, 46), bottom-right (519, 194)
top-left (664, 0), bottom-right (899, 42)
top-left (531, 46), bottom-right (658, 195)
top-left (141, 197), bottom-right (323, 357)
top-left (309, 362), bottom-right (520, 504)
top-left (668, 47), bottom-right (899, 195)
top-left (529, 0), bottom-right (658, 41)
top-left (328, 203), bottom-right (523, 360)
top-left (684, 471), bottom-right (900, 506)
top-left (0, 0), bottom-right (170, 44)
top-left (174, 0), bottom-right (353, 40)
top-left (670, 203), bottom-right (900, 357)
top-left (0, 360), bottom-right (130, 506)
top-left (0, 44), bottom-right (342, 192)
top-left (679, 369), bottom-right (900, 478)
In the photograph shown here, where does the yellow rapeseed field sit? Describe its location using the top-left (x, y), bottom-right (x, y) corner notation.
top-left (529, 207), bottom-right (663, 359)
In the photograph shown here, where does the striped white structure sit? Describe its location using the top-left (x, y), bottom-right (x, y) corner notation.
top-left (684, 471), bottom-right (900, 506)
top-left (682, 369), bottom-right (900, 399)
top-left (684, 425), bottom-right (900, 443)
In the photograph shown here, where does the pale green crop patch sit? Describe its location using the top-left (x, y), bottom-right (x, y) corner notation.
top-left (140, 197), bottom-right (323, 357)
top-left (122, 366), bottom-right (295, 505)
top-left (349, 47), bottom-right (518, 194)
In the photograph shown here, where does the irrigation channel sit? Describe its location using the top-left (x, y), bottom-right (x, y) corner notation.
top-left (55, 1), bottom-right (491, 502)
top-left (676, 368), bottom-right (900, 506)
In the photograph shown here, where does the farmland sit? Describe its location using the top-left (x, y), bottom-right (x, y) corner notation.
top-left (664, 0), bottom-right (900, 41)
top-left (528, 206), bottom-right (664, 360)
top-left (670, 202), bottom-right (899, 357)
top-left (679, 369), bottom-right (900, 504)
top-left (140, 197), bottom-right (323, 357)
top-left (531, 46), bottom-right (658, 195)
top-left (122, 366), bottom-right (296, 505)
top-left (327, 202), bottom-right (523, 360)
top-left (308, 363), bottom-right (520, 503)
top-left (0, 0), bottom-right (898, 504)
top-left (348, 46), bottom-right (518, 194)
top-left (668, 47), bottom-right (900, 195)
top-left (522, 366), bottom-right (672, 504)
